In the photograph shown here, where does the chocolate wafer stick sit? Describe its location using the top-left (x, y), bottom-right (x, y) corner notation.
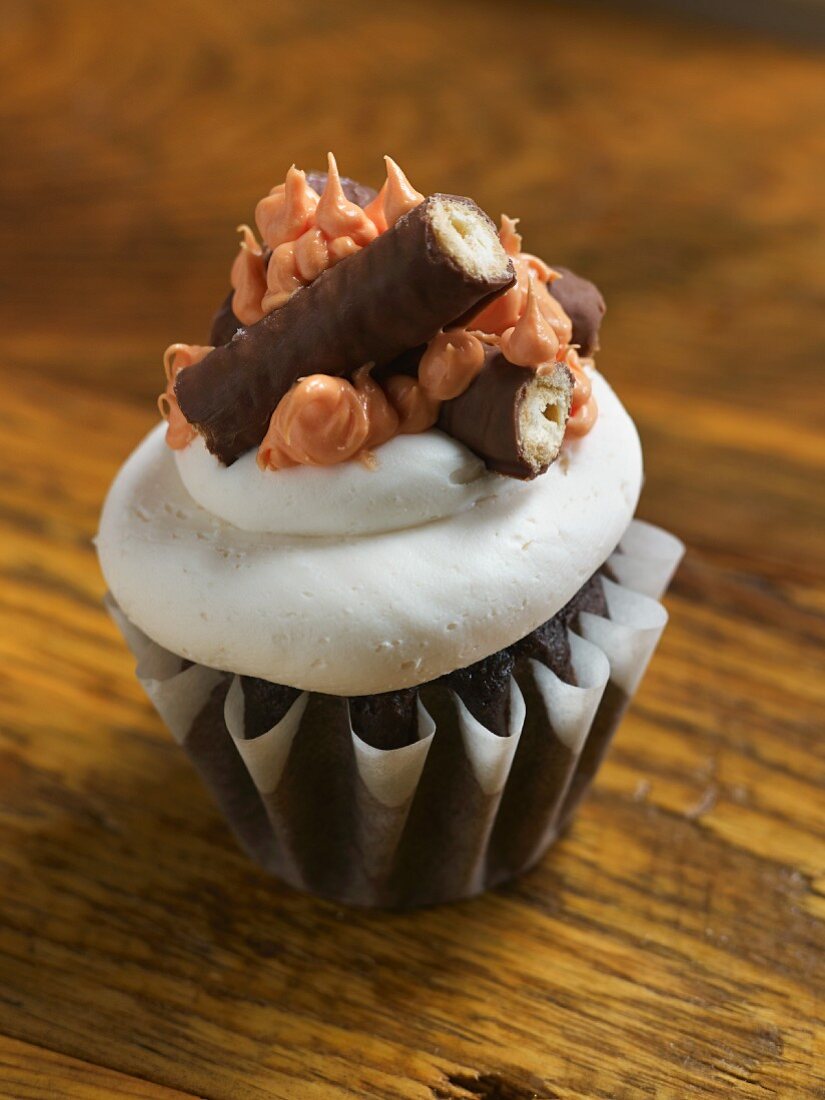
top-left (438, 349), bottom-right (572, 480)
top-left (305, 169), bottom-right (377, 208)
top-left (209, 290), bottom-right (242, 347)
top-left (177, 195), bottom-right (515, 464)
top-left (548, 267), bottom-right (605, 356)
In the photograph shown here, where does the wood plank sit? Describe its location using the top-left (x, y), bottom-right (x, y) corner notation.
top-left (0, 1035), bottom-right (200, 1099)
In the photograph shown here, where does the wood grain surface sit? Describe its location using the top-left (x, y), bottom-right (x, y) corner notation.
top-left (1, 1), bottom-right (823, 1097)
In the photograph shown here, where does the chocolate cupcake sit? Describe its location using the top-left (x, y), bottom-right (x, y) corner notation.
top-left (97, 155), bottom-right (682, 907)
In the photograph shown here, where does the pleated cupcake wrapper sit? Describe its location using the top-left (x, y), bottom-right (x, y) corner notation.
top-left (107, 518), bottom-right (683, 908)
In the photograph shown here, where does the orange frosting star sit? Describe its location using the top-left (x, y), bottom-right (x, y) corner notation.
top-left (293, 226), bottom-right (329, 283)
top-left (383, 375), bottom-right (441, 434)
top-left (564, 346), bottom-right (598, 437)
top-left (262, 240), bottom-right (303, 313)
top-left (315, 153), bottom-right (378, 247)
top-left (418, 329), bottom-right (486, 401)
top-left (500, 277), bottom-right (559, 368)
top-left (255, 165), bottom-right (318, 250)
top-left (327, 234), bottom-right (360, 266)
top-left (499, 214), bottom-right (522, 258)
top-left (566, 395), bottom-right (598, 436)
top-left (366, 156), bottom-right (424, 230)
top-left (230, 224), bottom-right (267, 325)
top-left (354, 365), bottom-right (400, 450)
top-left (258, 374), bottom-right (370, 469)
top-left (158, 343), bottom-right (213, 449)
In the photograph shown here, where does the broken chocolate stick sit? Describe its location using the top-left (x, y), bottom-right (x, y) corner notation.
top-left (177, 194), bottom-right (516, 465)
top-left (548, 267), bottom-right (606, 356)
top-left (305, 169), bottom-right (377, 208)
top-left (210, 290), bottom-right (242, 347)
top-left (438, 349), bottom-right (572, 480)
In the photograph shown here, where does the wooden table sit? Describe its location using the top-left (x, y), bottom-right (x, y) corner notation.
top-left (1, 2), bottom-right (823, 1097)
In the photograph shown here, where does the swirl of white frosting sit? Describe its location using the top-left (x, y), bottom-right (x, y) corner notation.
top-left (175, 431), bottom-right (520, 536)
top-left (97, 369), bottom-right (643, 695)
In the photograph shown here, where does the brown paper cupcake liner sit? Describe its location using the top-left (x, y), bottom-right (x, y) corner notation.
top-left (106, 518), bottom-right (683, 908)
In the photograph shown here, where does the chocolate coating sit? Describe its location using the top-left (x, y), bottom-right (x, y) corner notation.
top-left (548, 266), bottom-right (606, 356)
top-left (372, 344), bottom-right (427, 382)
top-left (438, 348), bottom-right (571, 480)
top-left (209, 290), bottom-right (242, 347)
top-left (305, 169), bottom-right (377, 209)
top-left (177, 195), bottom-right (515, 465)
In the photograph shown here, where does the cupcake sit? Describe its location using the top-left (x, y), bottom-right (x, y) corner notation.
top-left (98, 154), bottom-right (683, 907)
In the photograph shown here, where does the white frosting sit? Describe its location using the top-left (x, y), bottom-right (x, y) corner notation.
top-left (175, 430), bottom-right (520, 536)
top-left (97, 370), bottom-right (643, 695)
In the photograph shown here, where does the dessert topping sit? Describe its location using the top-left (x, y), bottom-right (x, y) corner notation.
top-left (418, 330), bottom-right (486, 401)
top-left (230, 225), bottom-right (267, 326)
top-left (167, 158), bottom-right (604, 478)
top-left (175, 192), bottom-right (515, 465)
top-left (438, 348), bottom-right (572, 479)
top-left (159, 343), bottom-right (213, 450)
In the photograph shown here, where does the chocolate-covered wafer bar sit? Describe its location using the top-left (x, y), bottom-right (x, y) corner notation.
top-left (438, 349), bottom-right (572, 479)
top-left (305, 169), bottom-right (377, 208)
top-left (177, 195), bottom-right (516, 465)
top-left (210, 290), bottom-right (242, 347)
top-left (210, 172), bottom-right (375, 348)
top-left (548, 267), bottom-right (606, 356)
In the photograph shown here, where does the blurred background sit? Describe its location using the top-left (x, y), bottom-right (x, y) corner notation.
top-left (1, 0), bottom-right (822, 575)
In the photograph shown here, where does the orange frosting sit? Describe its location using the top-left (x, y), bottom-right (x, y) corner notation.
top-left (566, 396), bottom-right (598, 437)
top-left (418, 329), bottom-right (486, 400)
top-left (365, 156), bottom-right (424, 231)
top-left (257, 366), bottom-right (402, 471)
top-left (258, 375), bottom-right (370, 469)
top-left (262, 240), bottom-right (303, 314)
top-left (159, 343), bottom-right (213, 449)
top-left (230, 224), bottom-right (267, 326)
top-left (523, 252), bottom-right (554, 283)
top-left (500, 276), bottom-right (560, 368)
top-left (293, 226), bottom-right (329, 283)
top-left (354, 366), bottom-right (400, 450)
top-left (315, 153), bottom-right (379, 247)
top-left (255, 364), bottom-right (442, 472)
top-left (472, 268), bottom-right (525, 334)
top-left (236, 155), bottom-right (426, 320)
top-left (383, 375), bottom-right (441, 434)
top-left (536, 278), bottom-right (573, 345)
top-left (499, 213), bottom-right (522, 257)
top-left (566, 348), bottom-right (592, 406)
top-left (564, 347), bottom-right (599, 437)
top-left (473, 217), bottom-right (573, 348)
top-left (327, 234), bottom-right (360, 266)
top-left (498, 215), bottom-right (552, 283)
top-left (472, 215), bottom-right (526, 333)
top-left (178, 173), bottom-right (600, 472)
top-left (255, 166), bottom-right (318, 250)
